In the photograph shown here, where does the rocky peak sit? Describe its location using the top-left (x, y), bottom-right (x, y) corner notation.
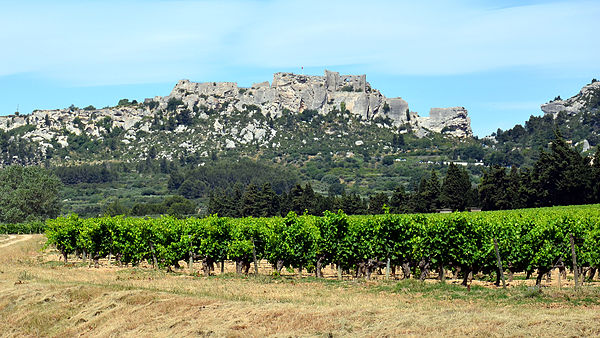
top-left (541, 81), bottom-right (600, 116)
top-left (0, 70), bottom-right (474, 166)
top-left (417, 107), bottom-right (473, 138)
top-left (162, 70), bottom-right (471, 137)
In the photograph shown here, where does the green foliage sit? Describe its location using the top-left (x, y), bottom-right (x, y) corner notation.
top-left (530, 131), bottom-right (593, 206)
top-left (0, 166), bottom-right (62, 223)
top-left (54, 164), bottom-right (118, 185)
top-left (383, 102), bottom-right (390, 114)
top-left (103, 199), bottom-right (129, 217)
top-left (441, 163), bottom-right (471, 211)
top-left (0, 221), bottom-right (45, 234)
top-left (117, 99), bottom-right (137, 107)
top-left (166, 98), bottom-right (184, 112)
top-left (368, 192), bottom-right (389, 214)
top-left (43, 204), bottom-right (600, 285)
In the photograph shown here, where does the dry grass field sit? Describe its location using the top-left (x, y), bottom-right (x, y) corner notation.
top-left (1, 235), bottom-right (600, 337)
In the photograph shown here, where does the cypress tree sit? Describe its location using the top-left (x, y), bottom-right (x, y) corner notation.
top-left (441, 163), bottom-right (471, 211)
top-left (479, 165), bottom-right (510, 210)
top-left (368, 192), bottom-right (389, 214)
top-left (241, 183), bottom-right (261, 217)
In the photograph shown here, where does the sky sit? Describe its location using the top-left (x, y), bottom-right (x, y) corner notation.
top-left (1, 0), bottom-right (599, 136)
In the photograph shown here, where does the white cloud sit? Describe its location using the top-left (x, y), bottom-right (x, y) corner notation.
top-left (1, 0), bottom-right (598, 85)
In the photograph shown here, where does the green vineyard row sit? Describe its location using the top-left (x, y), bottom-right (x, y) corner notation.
top-left (44, 205), bottom-right (600, 284)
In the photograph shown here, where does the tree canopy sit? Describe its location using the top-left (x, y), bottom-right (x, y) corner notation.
top-left (0, 166), bottom-right (62, 223)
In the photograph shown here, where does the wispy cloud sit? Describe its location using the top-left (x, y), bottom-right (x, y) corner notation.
top-left (1, 0), bottom-right (598, 85)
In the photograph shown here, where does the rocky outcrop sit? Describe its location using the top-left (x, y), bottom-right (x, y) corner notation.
top-left (417, 107), bottom-right (473, 138)
top-left (0, 70), bottom-right (473, 156)
top-left (541, 81), bottom-right (600, 116)
top-left (160, 70), bottom-right (470, 137)
top-left (162, 70), bottom-right (419, 126)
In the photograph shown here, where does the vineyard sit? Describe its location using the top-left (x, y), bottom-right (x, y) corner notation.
top-left (44, 205), bottom-right (600, 286)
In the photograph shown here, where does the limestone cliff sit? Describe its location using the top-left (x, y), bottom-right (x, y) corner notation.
top-left (0, 70), bottom-right (473, 165)
top-left (541, 81), bottom-right (600, 116)
top-left (158, 70), bottom-right (471, 137)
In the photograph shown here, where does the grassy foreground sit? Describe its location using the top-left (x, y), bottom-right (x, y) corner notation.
top-left (1, 235), bottom-right (600, 337)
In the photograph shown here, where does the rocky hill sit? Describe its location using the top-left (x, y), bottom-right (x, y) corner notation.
top-left (0, 70), bottom-right (472, 166)
top-left (489, 79), bottom-right (600, 167)
top-left (541, 80), bottom-right (600, 116)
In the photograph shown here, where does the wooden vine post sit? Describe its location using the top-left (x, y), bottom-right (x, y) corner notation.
top-left (570, 234), bottom-right (578, 291)
top-left (188, 234), bottom-right (194, 274)
top-left (251, 237), bottom-right (259, 275)
top-left (149, 241), bottom-right (158, 269)
top-left (385, 257), bottom-right (391, 280)
top-left (493, 237), bottom-right (506, 289)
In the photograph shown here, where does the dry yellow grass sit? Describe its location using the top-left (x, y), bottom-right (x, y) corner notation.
top-left (1, 235), bottom-right (599, 337)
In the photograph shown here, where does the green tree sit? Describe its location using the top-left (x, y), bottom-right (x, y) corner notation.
top-left (441, 163), bottom-right (471, 211)
top-left (163, 195), bottom-right (196, 217)
top-left (479, 165), bottom-right (510, 210)
top-left (103, 199), bottom-right (129, 216)
top-left (0, 166), bottom-right (62, 223)
top-left (531, 130), bottom-right (593, 206)
top-left (389, 186), bottom-right (411, 213)
top-left (593, 147), bottom-right (600, 203)
top-left (241, 184), bottom-right (261, 217)
top-left (257, 183), bottom-right (280, 217)
top-left (117, 99), bottom-right (131, 106)
top-left (368, 192), bottom-right (389, 214)
top-left (422, 170), bottom-right (441, 212)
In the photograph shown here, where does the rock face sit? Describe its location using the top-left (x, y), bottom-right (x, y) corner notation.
top-left (164, 70), bottom-right (419, 126)
top-left (0, 70), bottom-right (473, 162)
top-left (417, 107), bottom-right (473, 138)
top-left (541, 81), bottom-right (600, 116)
top-left (160, 70), bottom-right (471, 136)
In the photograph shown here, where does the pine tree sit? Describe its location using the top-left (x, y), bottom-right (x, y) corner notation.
top-left (368, 192), bottom-right (389, 214)
top-left (441, 163), bottom-right (471, 211)
top-left (593, 147), bottom-right (600, 203)
top-left (410, 177), bottom-right (429, 213)
top-left (241, 184), bottom-right (261, 217)
top-left (337, 193), bottom-right (366, 215)
top-left (389, 186), bottom-right (411, 213)
top-left (289, 184), bottom-right (305, 214)
top-left (258, 183), bottom-right (280, 217)
top-left (423, 170), bottom-right (441, 212)
top-left (479, 165), bottom-right (510, 210)
top-left (531, 130), bottom-right (593, 206)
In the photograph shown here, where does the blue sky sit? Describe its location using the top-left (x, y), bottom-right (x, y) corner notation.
top-left (1, 0), bottom-right (599, 136)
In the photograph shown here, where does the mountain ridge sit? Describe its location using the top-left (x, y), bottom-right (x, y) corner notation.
top-left (0, 70), bottom-right (473, 167)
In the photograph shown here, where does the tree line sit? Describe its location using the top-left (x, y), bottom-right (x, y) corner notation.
top-left (208, 162), bottom-right (476, 217)
top-left (479, 131), bottom-right (600, 210)
top-left (2, 130), bottom-right (599, 223)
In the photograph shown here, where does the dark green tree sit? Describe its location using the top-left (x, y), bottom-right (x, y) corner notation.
top-left (0, 166), bottom-right (62, 223)
top-left (163, 195), bottom-right (196, 217)
top-left (389, 186), bottom-right (411, 213)
top-left (368, 192), bottom-right (389, 214)
top-left (103, 199), bottom-right (128, 216)
top-left (422, 170), bottom-right (442, 212)
top-left (479, 165), bottom-right (511, 210)
top-left (257, 183), bottom-right (280, 217)
top-left (167, 169), bottom-right (184, 190)
top-left (441, 163), bottom-right (471, 211)
top-left (241, 184), bottom-right (261, 217)
top-left (593, 148), bottom-right (600, 203)
top-left (336, 193), bottom-right (367, 215)
top-left (531, 130), bottom-right (593, 206)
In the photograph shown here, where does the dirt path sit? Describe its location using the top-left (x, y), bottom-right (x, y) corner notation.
top-left (0, 234), bottom-right (33, 248)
